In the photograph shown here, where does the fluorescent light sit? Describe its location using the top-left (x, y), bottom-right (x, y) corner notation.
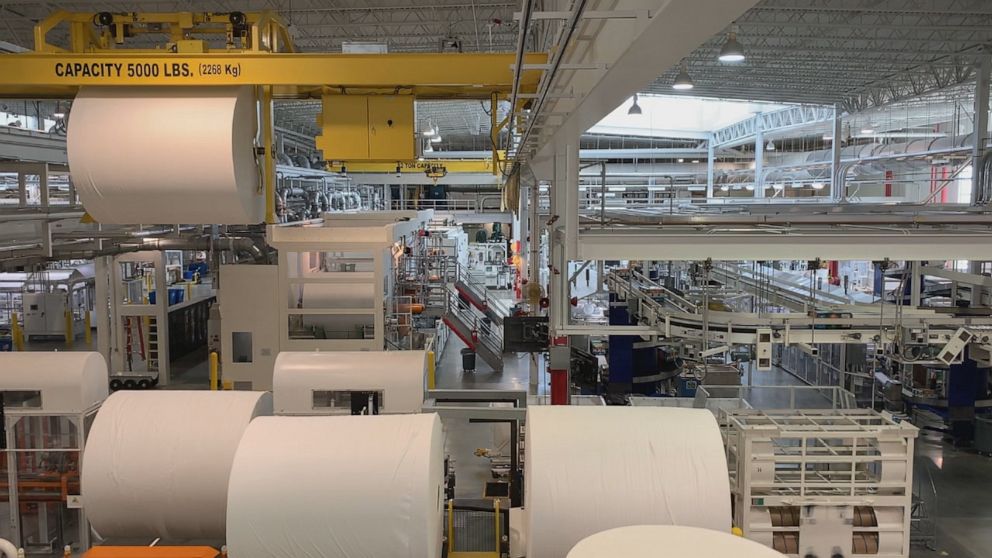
top-left (672, 63), bottom-right (694, 90)
top-left (677, 158), bottom-right (685, 163)
top-left (53, 112), bottom-right (65, 119)
top-left (627, 93), bottom-right (643, 115)
top-left (692, 159), bottom-right (700, 163)
top-left (823, 135), bottom-right (833, 141)
top-left (789, 181), bottom-right (802, 188)
top-left (860, 128), bottom-right (875, 135)
top-left (718, 31), bottom-right (745, 63)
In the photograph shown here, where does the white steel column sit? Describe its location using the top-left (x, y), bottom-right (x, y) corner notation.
top-left (830, 106), bottom-right (843, 200)
top-left (154, 253), bottom-right (170, 386)
top-left (706, 136), bottom-right (716, 198)
top-left (972, 52), bottom-right (990, 205)
top-left (754, 124), bottom-right (764, 198)
top-left (94, 256), bottom-right (113, 367)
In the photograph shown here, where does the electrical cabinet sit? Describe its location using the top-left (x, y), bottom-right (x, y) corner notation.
top-left (316, 95), bottom-right (414, 161)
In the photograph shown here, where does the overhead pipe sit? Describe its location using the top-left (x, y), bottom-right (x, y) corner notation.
top-left (507, 0), bottom-right (533, 153)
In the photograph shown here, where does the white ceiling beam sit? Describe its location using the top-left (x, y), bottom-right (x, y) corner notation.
top-left (532, 0), bottom-right (761, 162)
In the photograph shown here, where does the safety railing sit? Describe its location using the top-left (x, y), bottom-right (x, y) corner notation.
top-left (453, 262), bottom-right (512, 322)
top-left (698, 384), bottom-right (858, 411)
top-left (446, 287), bottom-right (503, 359)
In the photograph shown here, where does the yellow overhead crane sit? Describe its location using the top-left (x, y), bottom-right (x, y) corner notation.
top-left (0, 10), bottom-right (545, 222)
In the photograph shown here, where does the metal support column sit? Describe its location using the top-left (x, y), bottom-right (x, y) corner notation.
top-left (754, 124), bottom-right (765, 198)
top-left (830, 106), bottom-right (844, 201)
top-left (706, 136), bottom-right (715, 199)
top-left (910, 261), bottom-right (922, 308)
top-left (973, 52), bottom-right (991, 205)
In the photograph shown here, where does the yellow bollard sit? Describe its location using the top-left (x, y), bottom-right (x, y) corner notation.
top-left (731, 527), bottom-right (744, 537)
top-left (84, 311), bottom-right (92, 346)
top-left (10, 312), bottom-right (24, 351)
top-left (427, 350), bottom-right (436, 389)
top-left (209, 351), bottom-right (219, 391)
top-left (185, 281), bottom-right (191, 302)
top-left (64, 310), bottom-right (73, 348)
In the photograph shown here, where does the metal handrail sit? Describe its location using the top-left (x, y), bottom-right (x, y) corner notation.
top-left (446, 287), bottom-right (503, 357)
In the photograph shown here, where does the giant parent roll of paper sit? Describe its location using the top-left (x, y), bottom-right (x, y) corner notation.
top-left (81, 390), bottom-right (272, 540)
top-left (67, 86), bottom-right (264, 224)
top-left (525, 406), bottom-right (733, 558)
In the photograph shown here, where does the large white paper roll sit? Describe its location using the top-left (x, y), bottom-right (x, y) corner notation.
top-left (273, 350), bottom-right (426, 414)
top-left (567, 525), bottom-right (787, 558)
top-left (81, 390), bottom-right (272, 540)
top-left (525, 407), bottom-right (732, 558)
top-left (68, 86), bottom-right (263, 224)
top-left (227, 414), bottom-right (444, 558)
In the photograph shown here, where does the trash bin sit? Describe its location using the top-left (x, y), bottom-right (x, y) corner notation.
top-left (461, 348), bottom-right (476, 372)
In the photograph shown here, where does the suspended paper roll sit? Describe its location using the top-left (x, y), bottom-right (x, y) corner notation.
top-left (525, 407), bottom-right (732, 558)
top-left (273, 350), bottom-right (426, 414)
top-left (567, 525), bottom-right (787, 558)
top-left (81, 391), bottom-right (272, 540)
top-left (67, 86), bottom-right (263, 224)
top-left (227, 414), bottom-right (444, 558)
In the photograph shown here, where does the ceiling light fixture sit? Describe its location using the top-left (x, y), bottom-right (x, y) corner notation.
top-left (718, 31), bottom-right (746, 63)
top-left (765, 140), bottom-right (775, 151)
top-left (422, 124), bottom-right (436, 137)
top-left (719, 185), bottom-right (730, 192)
top-left (627, 93), bottom-right (643, 115)
top-left (772, 182), bottom-right (785, 190)
top-left (430, 134), bottom-right (442, 143)
top-left (677, 158), bottom-right (685, 163)
top-left (745, 184), bottom-right (755, 191)
top-left (53, 112), bottom-right (65, 119)
top-left (812, 182), bottom-right (826, 190)
top-left (860, 128), bottom-right (875, 135)
top-left (672, 62), bottom-right (694, 90)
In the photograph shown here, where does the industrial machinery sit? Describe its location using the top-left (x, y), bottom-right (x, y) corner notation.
top-left (726, 408), bottom-right (918, 558)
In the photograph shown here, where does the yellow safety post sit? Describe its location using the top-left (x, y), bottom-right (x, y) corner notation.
top-left (10, 312), bottom-right (24, 351)
top-left (447, 499), bottom-right (454, 554)
top-left (427, 350), bottom-right (436, 389)
top-left (84, 311), bottom-right (92, 346)
top-left (209, 351), bottom-right (219, 391)
top-left (732, 527), bottom-right (744, 537)
top-left (493, 498), bottom-right (501, 555)
top-left (185, 281), bottom-right (192, 302)
top-left (64, 310), bottom-right (73, 348)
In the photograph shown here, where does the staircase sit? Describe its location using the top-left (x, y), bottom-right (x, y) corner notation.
top-left (443, 292), bottom-right (504, 373)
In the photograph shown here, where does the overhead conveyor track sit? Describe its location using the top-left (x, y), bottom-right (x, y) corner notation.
top-left (603, 269), bottom-right (992, 352)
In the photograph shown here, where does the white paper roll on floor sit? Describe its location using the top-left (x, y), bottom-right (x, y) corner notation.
top-left (567, 525), bottom-right (787, 558)
top-left (81, 390), bottom-right (272, 540)
top-left (227, 414), bottom-right (444, 558)
top-left (525, 407), bottom-right (732, 558)
top-left (68, 86), bottom-right (263, 225)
